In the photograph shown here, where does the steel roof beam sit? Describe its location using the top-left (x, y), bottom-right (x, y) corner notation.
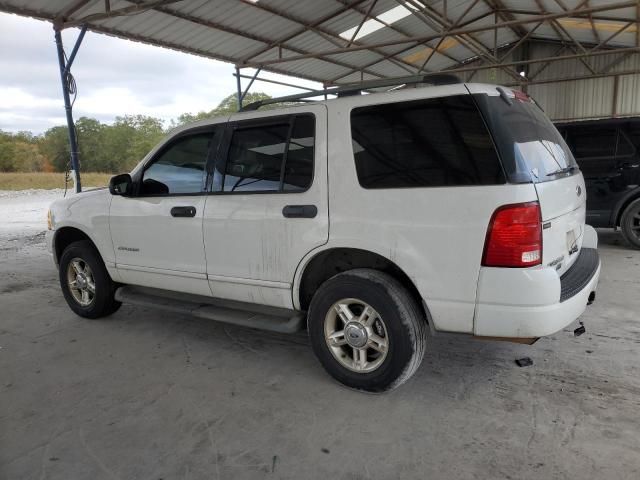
top-left (125, 0), bottom-right (389, 80)
top-left (582, 0), bottom-right (603, 45)
top-left (498, 21), bottom-right (544, 62)
top-left (244, 1), bottom-right (638, 68)
top-left (403, 0), bottom-right (479, 66)
top-left (505, 66), bottom-right (640, 87)
top-left (592, 21), bottom-right (636, 50)
top-left (62, 0), bottom-right (183, 27)
top-left (413, 0), bottom-right (484, 72)
top-left (409, 0), bottom-right (523, 80)
top-left (333, 0), bottom-right (467, 69)
top-left (240, 0), bottom-right (369, 63)
top-left (347, 0), bottom-right (379, 48)
top-left (56, 0), bottom-right (92, 22)
top-left (532, 0), bottom-right (596, 74)
top-left (402, 0), bottom-right (495, 66)
top-left (493, 8), bottom-right (638, 23)
top-left (327, 9), bottom-right (497, 83)
top-left (484, 0), bottom-right (529, 38)
top-left (78, 21), bottom-right (331, 84)
top-left (235, 0), bottom-right (418, 76)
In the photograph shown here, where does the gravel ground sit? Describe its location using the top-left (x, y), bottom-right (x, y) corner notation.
top-left (1, 190), bottom-right (639, 479)
top-left (0, 189), bottom-right (64, 242)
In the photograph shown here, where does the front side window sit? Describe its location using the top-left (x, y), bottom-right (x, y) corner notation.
top-left (350, 95), bottom-right (505, 189)
top-left (141, 132), bottom-right (214, 195)
top-left (616, 131), bottom-right (635, 158)
top-left (222, 115), bottom-right (315, 193)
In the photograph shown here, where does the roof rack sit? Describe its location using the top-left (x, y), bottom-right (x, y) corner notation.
top-left (241, 73), bottom-right (461, 111)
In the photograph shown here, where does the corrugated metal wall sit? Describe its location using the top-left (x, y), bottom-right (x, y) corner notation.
top-left (465, 41), bottom-right (640, 121)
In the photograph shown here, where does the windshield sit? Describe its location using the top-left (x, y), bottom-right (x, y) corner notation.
top-left (473, 92), bottom-right (578, 183)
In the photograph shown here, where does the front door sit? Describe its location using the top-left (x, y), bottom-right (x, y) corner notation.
top-left (203, 106), bottom-right (329, 308)
top-left (110, 126), bottom-right (222, 296)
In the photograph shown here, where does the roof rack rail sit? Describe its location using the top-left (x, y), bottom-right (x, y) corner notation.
top-left (241, 73), bottom-right (461, 111)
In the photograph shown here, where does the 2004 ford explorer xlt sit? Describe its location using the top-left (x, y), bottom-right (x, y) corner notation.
top-left (47, 82), bottom-right (601, 392)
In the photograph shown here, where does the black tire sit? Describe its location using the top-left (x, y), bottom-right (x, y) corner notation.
top-left (620, 198), bottom-right (640, 249)
top-left (307, 269), bottom-right (427, 393)
top-left (58, 240), bottom-right (121, 318)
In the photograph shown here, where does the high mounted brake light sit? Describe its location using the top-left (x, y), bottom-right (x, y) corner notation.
top-left (512, 90), bottom-right (531, 102)
top-left (482, 202), bottom-right (542, 268)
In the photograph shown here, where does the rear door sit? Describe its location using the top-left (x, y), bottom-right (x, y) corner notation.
top-left (202, 105), bottom-right (328, 308)
top-left (534, 174), bottom-right (586, 274)
top-left (564, 125), bottom-right (618, 226)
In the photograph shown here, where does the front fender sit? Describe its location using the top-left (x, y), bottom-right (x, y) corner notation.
top-left (49, 189), bottom-right (115, 267)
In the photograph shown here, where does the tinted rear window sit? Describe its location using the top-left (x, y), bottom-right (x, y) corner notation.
top-left (628, 121), bottom-right (640, 148)
top-left (350, 95), bottom-right (505, 189)
top-left (474, 93), bottom-right (578, 183)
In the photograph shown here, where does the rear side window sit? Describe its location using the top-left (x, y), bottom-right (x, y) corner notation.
top-left (616, 131), bottom-right (635, 157)
top-left (629, 122), bottom-right (640, 148)
top-left (350, 95), bottom-right (505, 189)
top-left (222, 115), bottom-right (314, 193)
top-left (570, 128), bottom-right (617, 158)
top-left (283, 115), bottom-right (315, 191)
top-left (224, 124), bottom-right (288, 192)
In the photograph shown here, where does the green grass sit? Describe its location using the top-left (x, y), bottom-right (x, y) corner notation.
top-left (0, 172), bottom-right (112, 190)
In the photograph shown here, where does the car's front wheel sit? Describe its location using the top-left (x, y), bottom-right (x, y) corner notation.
top-left (58, 240), bottom-right (121, 318)
top-left (307, 269), bottom-right (427, 393)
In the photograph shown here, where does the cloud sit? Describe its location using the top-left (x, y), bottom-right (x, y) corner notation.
top-left (0, 12), bottom-right (319, 133)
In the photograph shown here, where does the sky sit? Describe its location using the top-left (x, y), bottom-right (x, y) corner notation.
top-left (0, 12), bottom-right (320, 134)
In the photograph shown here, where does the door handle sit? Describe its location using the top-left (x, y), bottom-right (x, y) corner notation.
top-left (282, 205), bottom-right (318, 218)
top-left (170, 206), bottom-right (197, 218)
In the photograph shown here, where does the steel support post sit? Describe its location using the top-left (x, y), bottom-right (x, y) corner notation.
top-left (235, 66), bottom-right (242, 111)
top-left (240, 67), bottom-right (261, 103)
top-left (54, 24), bottom-right (87, 193)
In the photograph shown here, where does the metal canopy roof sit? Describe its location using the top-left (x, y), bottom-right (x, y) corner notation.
top-left (1, 0), bottom-right (639, 86)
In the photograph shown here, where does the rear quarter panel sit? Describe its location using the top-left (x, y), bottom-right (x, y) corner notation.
top-left (322, 92), bottom-right (539, 333)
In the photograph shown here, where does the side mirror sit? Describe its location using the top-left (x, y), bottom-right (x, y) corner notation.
top-left (109, 173), bottom-right (133, 196)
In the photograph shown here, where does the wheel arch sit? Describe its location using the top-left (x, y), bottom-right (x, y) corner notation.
top-left (613, 187), bottom-right (640, 226)
top-left (295, 247), bottom-right (428, 321)
top-left (53, 226), bottom-right (101, 266)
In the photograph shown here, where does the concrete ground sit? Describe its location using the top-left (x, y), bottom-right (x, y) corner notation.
top-left (1, 229), bottom-right (639, 480)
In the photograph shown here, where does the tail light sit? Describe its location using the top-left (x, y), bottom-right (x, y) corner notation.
top-left (482, 202), bottom-right (542, 268)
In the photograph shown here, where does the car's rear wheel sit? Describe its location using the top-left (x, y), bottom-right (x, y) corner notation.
top-left (620, 198), bottom-right (640, 249)
top-left (59, 240), bottom-right (121, 318)
top-left (307, 269), bottom-right (427, 393)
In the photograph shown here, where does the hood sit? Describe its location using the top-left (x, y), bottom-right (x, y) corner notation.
top-left (49, 186), bottom-right (111, 218)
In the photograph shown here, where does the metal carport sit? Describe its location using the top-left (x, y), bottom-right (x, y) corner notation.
top-left (1, 0), bottom-right (639, 191)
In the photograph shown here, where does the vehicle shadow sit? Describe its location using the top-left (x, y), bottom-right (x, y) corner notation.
top-left (596, 228), bottom-right (631, 250)
top-left (117, 301), bottom-right (539, 397)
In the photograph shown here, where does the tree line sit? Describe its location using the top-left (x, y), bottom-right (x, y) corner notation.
top-left (0, 92), bottom-right (271, 174)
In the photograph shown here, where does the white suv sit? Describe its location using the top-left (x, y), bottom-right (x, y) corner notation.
top-left (47, 83), bottom-right (600, 392)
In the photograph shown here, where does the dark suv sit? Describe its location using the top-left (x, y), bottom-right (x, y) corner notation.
top-left (556, 118), bottom-right (640, 248)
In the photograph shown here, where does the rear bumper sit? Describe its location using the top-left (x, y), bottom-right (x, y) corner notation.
top-left (474, 226), bottom-right (600, 338)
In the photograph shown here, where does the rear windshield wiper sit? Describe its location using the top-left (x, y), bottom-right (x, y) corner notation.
top-left (546, 165), bottom-right (578, 177)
